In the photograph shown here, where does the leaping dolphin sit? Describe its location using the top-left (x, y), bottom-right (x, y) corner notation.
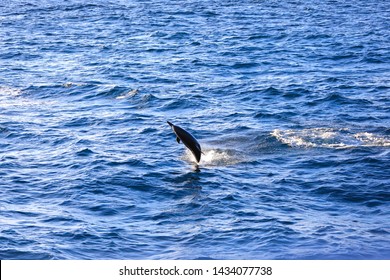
top-left (167, 121), bottom-right (202, 163)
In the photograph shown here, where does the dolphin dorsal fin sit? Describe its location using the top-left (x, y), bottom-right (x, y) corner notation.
top-left (176, 137), bottom-right (180, 143)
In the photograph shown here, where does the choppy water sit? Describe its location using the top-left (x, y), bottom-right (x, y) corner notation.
top-left (1, 0), bottom-right (389, 260)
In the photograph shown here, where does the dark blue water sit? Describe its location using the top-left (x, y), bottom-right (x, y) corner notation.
top-left (1, 0), bottom-right (389, 260)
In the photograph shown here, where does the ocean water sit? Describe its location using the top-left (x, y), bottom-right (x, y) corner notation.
top-left (0, 0), bottom-right (389, 260)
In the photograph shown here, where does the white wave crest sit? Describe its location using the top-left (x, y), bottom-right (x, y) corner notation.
top-left (115, 89), bottom-right (139, 100)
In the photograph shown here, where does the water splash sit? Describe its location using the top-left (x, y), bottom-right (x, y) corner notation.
top-left (182, 148), bottom-right (243, 166)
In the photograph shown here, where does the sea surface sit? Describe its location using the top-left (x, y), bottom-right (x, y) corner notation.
top-left (1, 0), bottom-right (389, 260)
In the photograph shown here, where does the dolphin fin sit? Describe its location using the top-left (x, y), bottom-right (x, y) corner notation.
top-left (176, 137), bottom-right (181, 143)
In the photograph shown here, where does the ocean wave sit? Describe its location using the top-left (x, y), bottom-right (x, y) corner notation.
top-left (308, 93), bottom-right (373, 106)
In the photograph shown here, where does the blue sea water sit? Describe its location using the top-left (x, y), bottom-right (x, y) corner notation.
top-left (0, 0), bottom-right (389, 260)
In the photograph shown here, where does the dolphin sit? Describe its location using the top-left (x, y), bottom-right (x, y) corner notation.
top-left (167, 121), bottom-right (202, 163)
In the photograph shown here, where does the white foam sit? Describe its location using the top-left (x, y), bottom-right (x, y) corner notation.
top-left (0, 86), bottom-right (23, 97)
top-left (354, 132), bottom-right (390, 147)
top-left (62, 82), bottom-right (88, 88)
top-left (272, 128), bottom-right (390, 148)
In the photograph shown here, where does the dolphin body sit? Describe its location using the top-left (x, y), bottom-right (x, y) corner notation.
top-left (167, 121), bottom-right (202, 163)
